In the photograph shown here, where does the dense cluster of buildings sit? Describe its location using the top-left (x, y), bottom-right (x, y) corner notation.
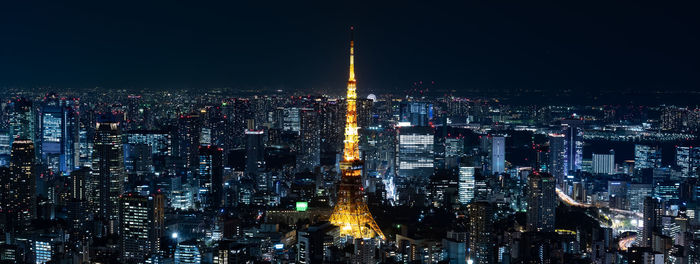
top-left (1, 39), bottom-right (700, 264)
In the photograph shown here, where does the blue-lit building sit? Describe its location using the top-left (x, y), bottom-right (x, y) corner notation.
top-left (399, 101), bottom-right (433, 127)
top-left (491, 136), bottom-right (505, 175)
top-left (561, 119), bottom-right (583, 174)
top-left (39, 95), bottom-right (79, 173)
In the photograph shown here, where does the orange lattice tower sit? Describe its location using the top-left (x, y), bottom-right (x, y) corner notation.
top-left (329, 27), bottom-right (385, 240)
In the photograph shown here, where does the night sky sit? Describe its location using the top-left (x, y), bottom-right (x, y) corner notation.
top-left (1, 1), bottom-right (699, 94)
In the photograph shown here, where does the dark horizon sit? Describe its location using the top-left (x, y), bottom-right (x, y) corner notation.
top-left (1, 1), bottom-right (699, 94)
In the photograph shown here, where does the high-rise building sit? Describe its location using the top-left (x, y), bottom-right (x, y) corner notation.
top-left (635, 144), bottom-right (662, 170)
top-left (629, 184), bottom-right (653, 213)
top-left (562, 119), bottom-right (583, 173)
top-left (174, 240), bottom-right (202, 264)
top-left (329, 27), bottom-right (384, 240)
top-left (8, 98), bottom-right (35, 143)
top-left (526, 172), bottom-right (556, 232)
top-left (297, 108), bottom-right (320, 172)
top-left (176, 114), bottom-right (202, 174)
top-left (443, 137), bottom-right (464, 169)
top-left (399, 101), bottom-right (433, 127)
top-left (396, 126), bottom-right (434, 202)
top-left (244, 129), bottom-right (265, 176)
top-left (548, 133), bottom-right (566, 188)
top-left (356, 98), bottom-right (373, 129)
top-left (641, 197), bottom-right (660, 247)
top-left (468, 201), bottom-right (495, 264)
top-left (319, 99), bottom-right (344, 154)
top-left (6, 139), bottom-right (35, 229)
top-left (199, 145), bottom-right (223, 208)
top-left (592, 150), bottom-right (615, 175)
top-left (119, 193), bottom-right (165, 262)
top-left (282, 107), bottom-right (301, 132)
top-left (676, 146), bottom-right (700, 177)
top-left (38, 95), bottom-right (80, 174)
top-left (458, 166), bottom-right (475, 205)
top-left (491, 136), bottom-right (505, 175)
top-left (91, 118), bottom-right (125, 233)
top-left (0, 131), bottom-right (10, 167)
top-left (67, 167), bottom-right (90, 235)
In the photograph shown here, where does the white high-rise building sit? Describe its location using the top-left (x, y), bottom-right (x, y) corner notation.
top-left (592, 151), bottom-right (615, 174)
top-left (458, 166), bottom-right (475, 204)
top-left (491, 136), bottom-right (505, 175)
top-left (635, 144), bottom-right (661, 169)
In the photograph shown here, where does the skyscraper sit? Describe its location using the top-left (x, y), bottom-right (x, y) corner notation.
top-left (562, 119), bottom-right (583, 173)
top-left (7, 139), bottom-right (35, 229)
top-left (641, 196), bottom-right (660, 247)
top-left (548, 133), bottom-right (566, 188)
top-left (91, 118), bottom-right (125, 233)
top-left (39, 94), bottom-right (79, 174)
top-left (490, 136), bottom-right (505, 175)
top-left (592, 150), bottom-right (615, 175)
top-left (244, 129), bottom-right (265, 176)
top-left (526, 172), bottom-right (556, 232)
top-left (676, 146), bottom-right (700, 177)
top-left (199, 145), bottom-right (223, 208)
top-left (119, 193), bottom-right (165, 262)
top-left (8, 98), bottom-right (35, 144)
top-left (329, 27), bottom-right (385, 240)
top-left (175, 240), bottom-right (202, 264)
top-left (458, 166), bottom-right (475, 205)
top-left (399, 101), bottom-right (433, 127)
top-left (635, 144), bottom-right (662, 170)
top-left (396, 126), bottom-right (434, 202)
top-left (297, 108), bottom-right (320, 172)
top-left (468, 201), bottom-right (495, 264)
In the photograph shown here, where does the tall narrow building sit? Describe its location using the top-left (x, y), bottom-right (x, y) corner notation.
top-left (7, 139), bottom-right (36, 230)
top-left (199, 145), bottom-right (223, 208)
top-left (297, 108), bottom-right (320, 172)
top-left (469, 201), bottom-right (495, 263)
top-left (526, 172), bottom-right (556, 232)
top-left (119, 193), bottom-right (165, 262)
top-left (490, 135), bottom-right (505, 175)
top-left (329, 27), bottom-right (385, 240)
top-left (548, 133), bottom-right (566, 188)
top-left (91, 117), bottom-right (125, 233)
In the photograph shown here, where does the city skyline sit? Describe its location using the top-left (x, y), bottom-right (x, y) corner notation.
top-left (0, 2), bottom-right (699, 264)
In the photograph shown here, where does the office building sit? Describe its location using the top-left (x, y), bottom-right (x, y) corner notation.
top-left (635, 144), bottom-right (662, 170)
top-left (245, 129), bottom-right (265, 176)
top-left (199, 145), bottom-right (223, 208)
top-left (91, 118), bottom-right (125, 233)
top-left (458, 166), bottom-right (475, 204)
top-left (119, 193), bottom-right (165, 263)
top-left (592, 150), bottom-right (615, 175)
top-left (676, 146), bottom-right (700, 177)
top-left (175, 240), bottom-right (202, 264)
top-left (396, 126), bottom-right (434, 202)
top-left (399, 101), bottom-right (433, 127)
top-left (7, 139), bottom-right (36, 229)
top-left (469, 201), bottom-right (495, 264)
top-left (491, 135), bottom-right (505, 175)
top-left (526, 172), bottom-right (556, 232)
top-left (562, 119), bottom-right (583, 173)
top-left (297, 108), bottom-right (320, 172)
top-left (548, 133), bottom-right (566, 187)
top-left (641, 197), bottom-right (660, 247)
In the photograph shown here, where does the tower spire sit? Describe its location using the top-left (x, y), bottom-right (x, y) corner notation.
top-left (343, 26), bottom-right (359, 162)
top-left (349, 26), bottom-right (355, 81)
top-left (330, 27), bottom-right (385, 240)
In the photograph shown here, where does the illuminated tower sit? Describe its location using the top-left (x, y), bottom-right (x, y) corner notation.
top-left (329, 27), bottom-right (385, 240)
